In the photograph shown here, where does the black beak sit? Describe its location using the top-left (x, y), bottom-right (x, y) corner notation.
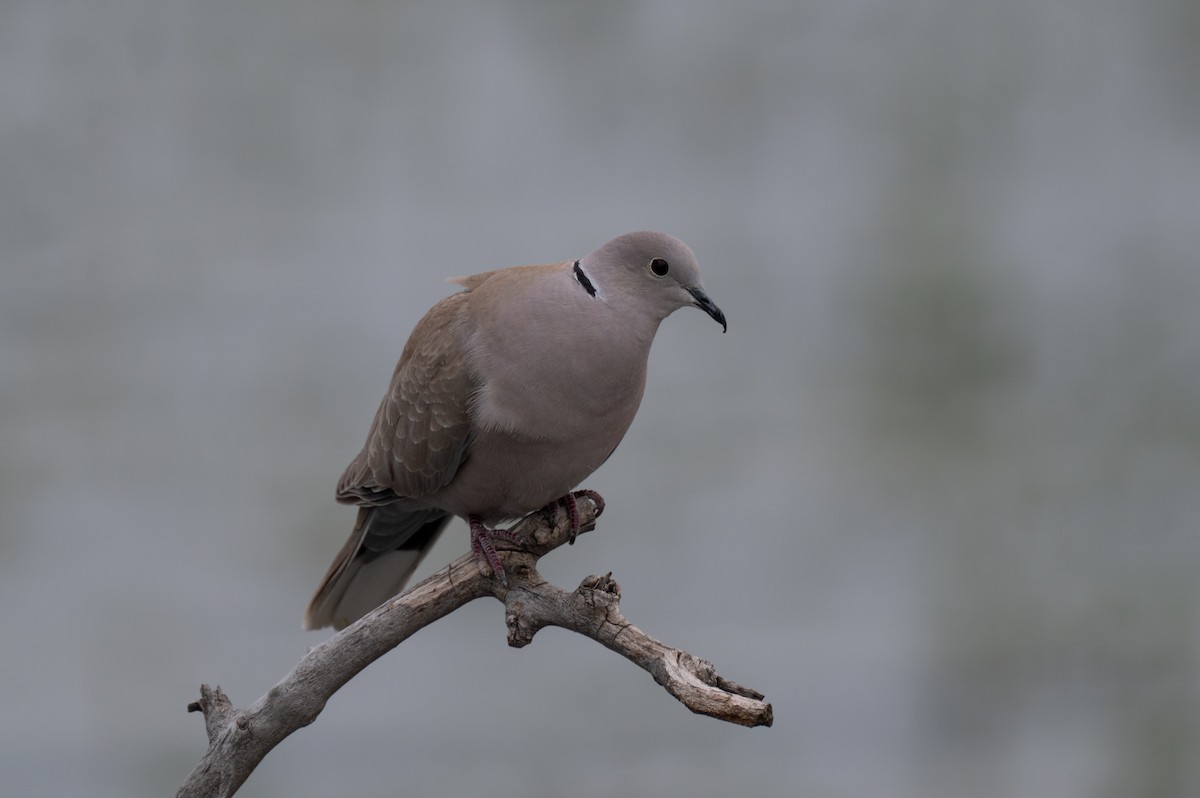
top-left (687, 287), bottom-right (727, 333)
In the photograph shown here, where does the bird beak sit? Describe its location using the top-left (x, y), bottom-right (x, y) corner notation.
top-left (687, 287), bottom-right (727, 333)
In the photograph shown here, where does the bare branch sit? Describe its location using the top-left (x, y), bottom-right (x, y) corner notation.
top-left (503, 572), bottom-right (772, 727)
top-left (178, 497), bottom-right (771, 797)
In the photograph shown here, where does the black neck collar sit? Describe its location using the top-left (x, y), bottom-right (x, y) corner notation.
top-left (573, 261), bottom-right (596, 297)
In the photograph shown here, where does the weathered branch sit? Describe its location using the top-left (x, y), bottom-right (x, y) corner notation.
top-left (177, 497), bottom-right (772, 797)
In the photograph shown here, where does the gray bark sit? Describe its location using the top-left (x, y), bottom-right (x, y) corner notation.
top-left (177, 496), bottom-right (772, 798)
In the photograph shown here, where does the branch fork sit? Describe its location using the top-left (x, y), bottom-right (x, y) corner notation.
top-left (178, 496), bottom-right (772, 797)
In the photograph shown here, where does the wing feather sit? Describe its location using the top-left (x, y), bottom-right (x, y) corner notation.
top-left (336, 291), bottom-right (476, 505)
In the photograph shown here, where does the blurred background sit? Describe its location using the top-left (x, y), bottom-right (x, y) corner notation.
top-left (2, 1), bottom-right (1198, 796)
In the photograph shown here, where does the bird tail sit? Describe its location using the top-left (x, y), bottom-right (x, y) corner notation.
top-left (303, 505), bottom-right (451, 631)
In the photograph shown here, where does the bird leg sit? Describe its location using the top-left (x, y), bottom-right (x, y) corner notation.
top-left (544, 489), bottom-right (606, 545)
top-left (471, 491), bottom-right (606, 585)
top-left (468, 515), bottom-right (519, 586)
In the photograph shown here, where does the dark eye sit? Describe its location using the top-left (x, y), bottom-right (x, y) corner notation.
top-left (649, 258), bottom-right (669, 277)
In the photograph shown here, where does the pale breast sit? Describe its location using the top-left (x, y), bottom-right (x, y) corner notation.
top-left (432, 419), bottom-right (630, 522)
top-left (432, 262), bottom-right (656, 520)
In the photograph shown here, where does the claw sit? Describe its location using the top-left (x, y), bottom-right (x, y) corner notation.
top-left (574, 489), bottom-right (605, 517)
top-left (563, 491), bottom-right (580, 545)
top-left (468, 515), bottom-right (512, 586)
top-left (541, 489), bottom-right (605, 545)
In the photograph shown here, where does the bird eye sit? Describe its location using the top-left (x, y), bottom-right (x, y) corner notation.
top-left (648, 258), bottom-right (669, 277)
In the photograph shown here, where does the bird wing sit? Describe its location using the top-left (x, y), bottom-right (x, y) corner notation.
top-left (336, 291), bottom-right (477, 505)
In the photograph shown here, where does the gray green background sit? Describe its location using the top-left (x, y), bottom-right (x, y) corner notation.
top-left (3, 1), bottom-right (1198, 796)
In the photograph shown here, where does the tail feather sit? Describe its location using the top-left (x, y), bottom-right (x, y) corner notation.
top-left (304, 505), bottom-right (451, 631)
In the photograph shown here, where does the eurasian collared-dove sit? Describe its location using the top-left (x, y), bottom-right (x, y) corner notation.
top-left (304, 231), bottom-right (725, 630)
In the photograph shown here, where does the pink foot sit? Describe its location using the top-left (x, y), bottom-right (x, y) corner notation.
top-left (544, 489), bottom-right (606, 545)
top-left (469, 515), bottom-right (519, 586)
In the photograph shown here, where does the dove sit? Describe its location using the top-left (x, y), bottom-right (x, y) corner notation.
top-left (304, 231), bottom-right (725, 630)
